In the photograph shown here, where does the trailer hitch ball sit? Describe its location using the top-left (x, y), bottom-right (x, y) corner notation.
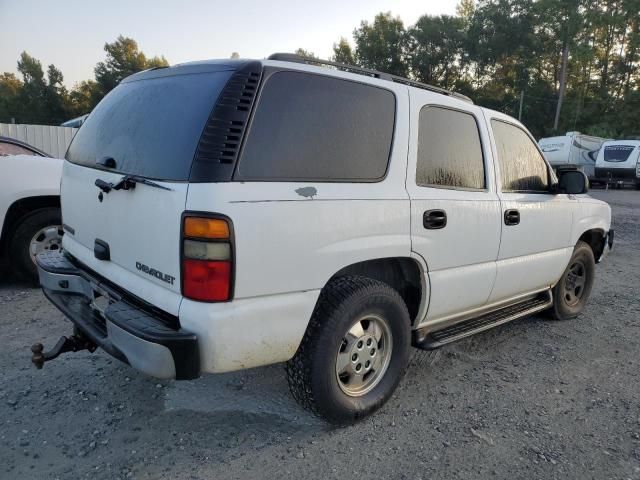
top-left (30, 334), bottom-right (97, 370)
top-left (31, 343), bottom-right (45, 369)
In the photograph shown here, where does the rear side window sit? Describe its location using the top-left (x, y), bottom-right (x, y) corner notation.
top-left (491, 120), bottom-right (549, 192)
top-left (66, 71), bottom-right (233, 181)
top-left (416, 106), bottom-right (485, 189)
top-left (235, 71), bottom-right (395, 181)
top-left (0, 141), bottom-right (37, 156)
top-left (603, 145), bottom-right (634, 162)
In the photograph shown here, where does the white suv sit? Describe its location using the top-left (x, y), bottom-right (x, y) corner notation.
top-left (33, 54), bottom-right (613, 424)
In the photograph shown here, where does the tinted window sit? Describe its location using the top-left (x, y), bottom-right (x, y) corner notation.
top-left (491, 120), bottom-right (549, 192)
top-left (603, 145), bottom-right (634, 162)
top-left (0, 141), bottom-right (36, 156)
top-left (416, 106), bottom-right (485, 189)
top-left (236, 71), bottom-right (395, 181)
top-left (66, 71), bottom-right (233, 181)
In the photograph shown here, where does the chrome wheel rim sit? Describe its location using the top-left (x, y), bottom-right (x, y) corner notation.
top-left (564, 260), bottom-right (586, 306)
top-left (29, 225), bottom-right (63, 264)
top-left (335, 314), bottom-right (393, 397)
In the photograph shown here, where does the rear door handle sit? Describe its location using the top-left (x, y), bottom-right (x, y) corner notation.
top-left (504, 209), bottom-right (520, 226)
top-left (423, 209), bottom-right (447, 229)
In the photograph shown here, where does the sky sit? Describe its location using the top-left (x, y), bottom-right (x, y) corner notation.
top-left (0, 0), bottom-right (458, 88)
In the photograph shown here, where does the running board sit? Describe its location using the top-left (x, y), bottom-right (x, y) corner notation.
top-left (413, 291), bottom-right (553, 350)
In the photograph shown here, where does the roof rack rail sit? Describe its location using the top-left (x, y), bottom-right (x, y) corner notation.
top-left (267, 53), bottom-right (473, 104)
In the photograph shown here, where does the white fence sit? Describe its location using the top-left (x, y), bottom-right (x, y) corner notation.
top-left (0, 123), bottom-right (78, 159)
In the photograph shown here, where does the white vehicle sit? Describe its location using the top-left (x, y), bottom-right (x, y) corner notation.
top-left (594, 140), bottom-right (640, 189)
top-left (0, 137), bottom-right (63, 281)
top-left (33, 54), bottom-right (613, 424)
top-left (60, 114), bottom-right (89, 129)
top-left (539, 132), bottom-right (610, 180)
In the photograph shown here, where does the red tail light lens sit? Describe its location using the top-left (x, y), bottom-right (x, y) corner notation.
top-left (182, 215), bottom-right (233, 302)
top-left (182, 259), bottom-right (231, 301)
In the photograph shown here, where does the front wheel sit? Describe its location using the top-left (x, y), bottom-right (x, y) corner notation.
top-left (286, 276), bottom-right (411, 424)
top-left (549, 241), bottom-right (595, 320)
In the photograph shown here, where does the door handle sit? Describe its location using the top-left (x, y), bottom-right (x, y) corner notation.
top-left (504, 209), bottom-right (520, 226)
top-left (423, 209), bottom-right (447, 229)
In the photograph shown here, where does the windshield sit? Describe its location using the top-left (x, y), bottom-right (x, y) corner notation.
top-left (66, 70), bottom-right (233, 181)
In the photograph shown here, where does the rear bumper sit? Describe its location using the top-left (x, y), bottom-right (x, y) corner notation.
top-left (36, 250), bottom-right (199, 380)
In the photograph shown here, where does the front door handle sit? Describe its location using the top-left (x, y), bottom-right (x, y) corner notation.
top-left (423, 209), bottom-right (447, 229)
top-left (504, 209), bottom-right (520, 226)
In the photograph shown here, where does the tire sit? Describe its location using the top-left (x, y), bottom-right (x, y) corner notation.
top-left (286, 276), bottom-right (411, 424)
top-left (9, 207), bottom-right (62, 283)
top-left (549, 240), bottom-right (595, 320)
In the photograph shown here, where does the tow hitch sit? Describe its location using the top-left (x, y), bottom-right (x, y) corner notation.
top-left (30, 330), bottom-right (97, 369)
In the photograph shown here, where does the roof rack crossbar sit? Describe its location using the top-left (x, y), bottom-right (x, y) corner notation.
top-left (267, 53), bottom-right (473, 104)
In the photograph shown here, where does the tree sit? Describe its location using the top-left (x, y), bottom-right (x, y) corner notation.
top-left (94, 35), bottom-right (168, 96)
top-left (0, 73), bottom-right (22, 122)
top-left (67, 80), bottom-right (101, 117)
top-left (295, 48), bottom-right (317, 59)
top-left (456, 0), bottom-right (476, 26)
top-left (44, 65), bottom-right (69, 124)
top-left (17, 52), bottom-right (48, 123)
top-left (407, 15), bottom-right (466, 89)
top-left (353, 12), bottom-right (409, 76)
top-left (332, 38), bottom-right (356, 64)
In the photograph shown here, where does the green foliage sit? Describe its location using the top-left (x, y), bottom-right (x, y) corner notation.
top-left (295, 48), bottom-right (317, 59)
top-left (3, 10), bottom-right (639, 138)
top-left (332, 38), bottom-right (355, 64)
top-left (94, 36), bottom-right (168, 96)
top-left (0, 36), bottom-right (168, 125)
top-left (408, 15), bottom-right (466, 90)
top-left (353, 12), bottom-right (408, 77)
top-left (335, 1), bottom-right (640, 138)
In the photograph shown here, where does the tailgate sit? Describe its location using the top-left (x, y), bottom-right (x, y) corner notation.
top-left (61, 162), bottom-right (187, 315)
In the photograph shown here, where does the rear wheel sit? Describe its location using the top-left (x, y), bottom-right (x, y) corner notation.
top-left (9, 208), bottom-right (62, 283)
top-left (549, 241), bottom-right (595, 320)
top-left (286, 276), bottom-right (411, 424)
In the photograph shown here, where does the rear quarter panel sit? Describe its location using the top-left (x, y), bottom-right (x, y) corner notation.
top-left (185, 76), bottom-right (412, 300)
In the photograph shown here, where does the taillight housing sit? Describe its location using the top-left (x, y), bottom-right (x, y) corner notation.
top-left (181, 215), bottom-right (233, 302)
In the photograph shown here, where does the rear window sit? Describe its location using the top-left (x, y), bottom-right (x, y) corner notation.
top-left (603, 145), bottom-right (634, 162)
top-left (66, 71), bottom-right (233, 181)
top-left (235, 71), bottom-right (396, 182)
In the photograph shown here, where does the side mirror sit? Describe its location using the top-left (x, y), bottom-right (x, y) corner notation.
top-left (556, 170), bottom-right (589, 194)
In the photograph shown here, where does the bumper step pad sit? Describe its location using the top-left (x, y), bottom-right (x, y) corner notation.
top-left (35, 250), bottom-right (199, 380)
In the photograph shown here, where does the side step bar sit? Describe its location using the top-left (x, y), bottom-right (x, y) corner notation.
top-left (414, 291), bottom-right (553, 350)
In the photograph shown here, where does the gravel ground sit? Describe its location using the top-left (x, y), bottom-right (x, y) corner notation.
top-left (1, 189), bottom-right (639, 480)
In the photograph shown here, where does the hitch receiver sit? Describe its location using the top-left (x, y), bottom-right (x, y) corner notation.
top-left (31, 331), bottom-right (97, 369)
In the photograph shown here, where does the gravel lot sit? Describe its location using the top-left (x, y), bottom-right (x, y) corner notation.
top-left (1, 189), bottom-right (639, 480)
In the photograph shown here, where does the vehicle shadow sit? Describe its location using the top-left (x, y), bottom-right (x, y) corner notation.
top-left (0, 266), bottom-right (36, 289)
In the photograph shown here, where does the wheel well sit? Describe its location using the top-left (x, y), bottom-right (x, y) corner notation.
top-left (330, 257), bottom-right (423, 325)
top-left (578, 229), bottom-right (605, 260)
top-left (0, 196), bottom-right (60, 257)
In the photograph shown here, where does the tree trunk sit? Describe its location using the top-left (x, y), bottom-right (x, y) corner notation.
top-left (554, 42), bottom-right (569, 131)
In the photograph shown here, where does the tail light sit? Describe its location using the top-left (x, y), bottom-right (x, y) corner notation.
top-left (182, 215), bottom-right (233, 301)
